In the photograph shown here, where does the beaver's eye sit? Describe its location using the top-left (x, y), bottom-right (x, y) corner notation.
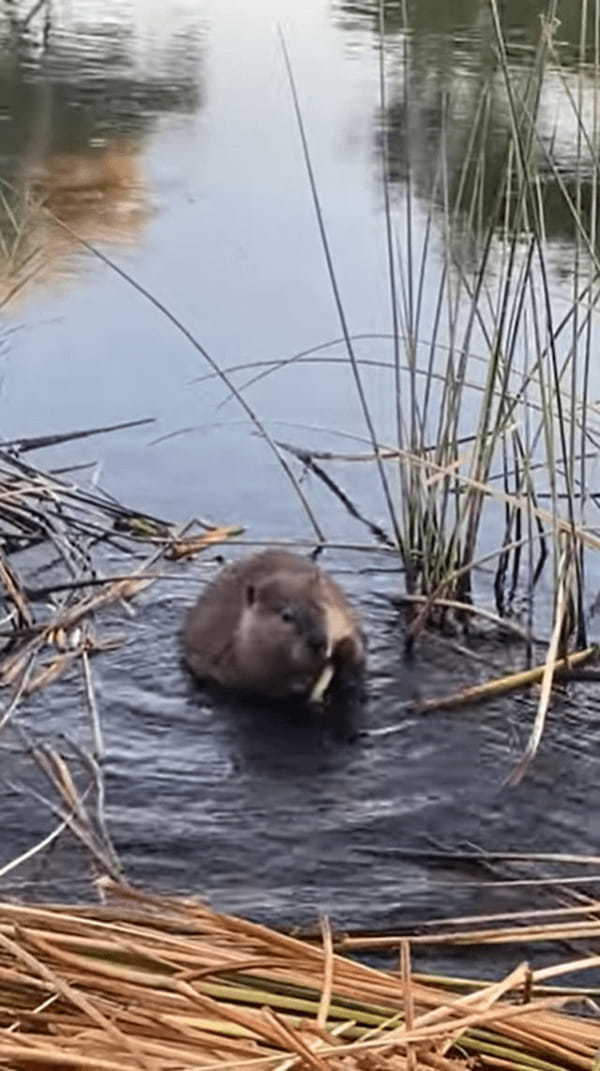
top-left (280, 607), bottom-right (294, 624)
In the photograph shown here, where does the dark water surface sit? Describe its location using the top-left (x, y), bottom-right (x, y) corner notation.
top-left (4, 558), bottom-right (600, 979)
top-left (2, 0), bottom-right (600, 977)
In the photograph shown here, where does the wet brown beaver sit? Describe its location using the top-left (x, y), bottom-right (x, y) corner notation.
top-left (183, 550), bottom-right (366, 701)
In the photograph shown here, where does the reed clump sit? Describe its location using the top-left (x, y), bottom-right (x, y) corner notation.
top-left (198, 1), bottom-right (600, 668)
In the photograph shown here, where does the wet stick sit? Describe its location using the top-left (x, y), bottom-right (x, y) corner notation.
top-left (367, 646), bottom-right (598, 737)
top-left (413, 645), bottom-right (598, 715)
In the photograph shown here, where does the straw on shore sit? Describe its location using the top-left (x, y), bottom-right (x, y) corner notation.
top-left (0, 880), bottom-right (599, 1070)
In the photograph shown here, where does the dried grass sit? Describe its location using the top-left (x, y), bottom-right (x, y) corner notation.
top-left (0, 429), bottom-right (242, 719)
top-left (0, 881), bottom-right (598, 1070)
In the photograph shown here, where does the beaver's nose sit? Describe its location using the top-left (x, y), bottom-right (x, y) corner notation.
top-left (307, 629), bottom-right (327, 656)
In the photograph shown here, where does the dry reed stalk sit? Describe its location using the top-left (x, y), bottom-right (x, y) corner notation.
top-left (317, 916), bottom-right (334, 1031)
top-left (9, 739), bottom-right (124, 883)
top-left (0, 433), bottom-right (242, 729)
top-left (0, 883), bottom-right (599, 1069)
top-left (0, 551), bottom-right (32, 628)
top-left (0, 927), bottom-right (159, 1071)
top-left (165, 524), bottom-right (244, 560)
top-left (399, 941), bottom-right (416, 1071)
top-left (507, 536), bottom-right (575, 785)
top-left (410, 645), bottom-right (597, 715)
top-left (341, 924), bottom-right (600, 951)
top-left (392, 591), bottom-right (535, 641)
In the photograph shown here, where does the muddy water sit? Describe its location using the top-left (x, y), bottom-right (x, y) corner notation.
top-left (2, 0), bottom-right (600, 976)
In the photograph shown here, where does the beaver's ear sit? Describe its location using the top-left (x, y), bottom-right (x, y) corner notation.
top-left (245, 583), bottom-right (256, 606)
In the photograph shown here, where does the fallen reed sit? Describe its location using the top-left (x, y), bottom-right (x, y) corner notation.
top-left (0, 422), bottom-right (245, 715)
top-left (1, 879), bottom-right (600, 1070)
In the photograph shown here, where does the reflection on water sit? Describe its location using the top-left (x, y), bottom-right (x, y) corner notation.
top-left (334, 0), bottom-right (600, 244)
top-left (0, 141), bottom-right (150, 304)
top-left (337, 0), bottom-right (594, 48)
top-left (0, 0), bottom-right (205, 300)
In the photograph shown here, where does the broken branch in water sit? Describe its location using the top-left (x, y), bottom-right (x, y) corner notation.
top-left (0, 416), bottom-right (155, 454)
top-left (276, 438), bottom-right (396, 547)
top-left (413, 645), bottom-right (598, 715)
top-left (367, 646), bottom-right (598, 739)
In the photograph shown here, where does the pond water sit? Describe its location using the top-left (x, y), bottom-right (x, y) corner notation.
top-left (2, 0), bottom-right (600, 977)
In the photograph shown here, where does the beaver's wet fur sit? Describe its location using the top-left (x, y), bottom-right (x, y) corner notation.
top-left (183, 550), bottom-right (365, 701)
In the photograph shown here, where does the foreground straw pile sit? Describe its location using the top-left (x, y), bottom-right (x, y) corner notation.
top-left (0, 883), bottom-right (598, 1070)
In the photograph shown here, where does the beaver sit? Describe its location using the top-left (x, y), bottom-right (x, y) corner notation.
top-left (183, 550), bottom-right (366, 702)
